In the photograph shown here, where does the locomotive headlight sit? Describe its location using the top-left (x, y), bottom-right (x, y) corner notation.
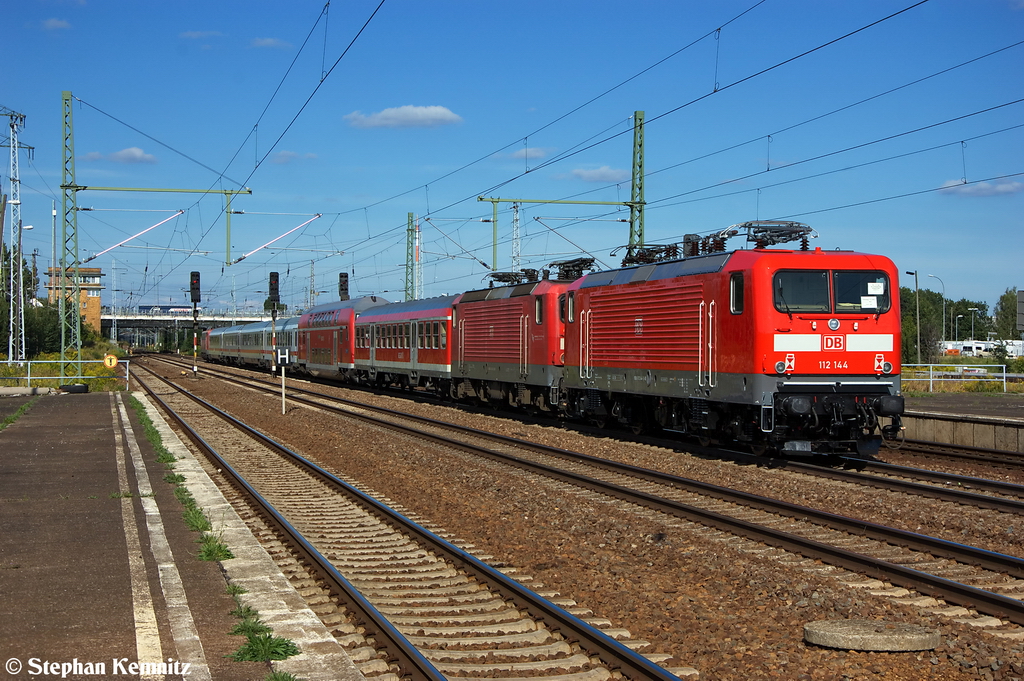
top-left (783, 396), bottom-right (812, 416)
top-left (775, 361), bottom-right (787, 374)
top-left (828, 318), bottom-right (840, 331)
top-left (882, 361), bottom-right (893, 374)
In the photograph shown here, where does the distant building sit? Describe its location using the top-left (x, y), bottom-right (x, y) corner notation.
top-left (45, 267), bottom-right (105, 334)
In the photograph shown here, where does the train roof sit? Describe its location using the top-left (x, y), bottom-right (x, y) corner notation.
top-left (576, 251), bottom-right (733, 290)
top-left (356, 295), bottom-right (459, 322)
top-left (301, 296), bottom-right (391, 316)
top-left (458, 278), bottom-right (572, 303)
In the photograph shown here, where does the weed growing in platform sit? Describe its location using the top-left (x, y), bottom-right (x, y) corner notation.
top-left (174, 485), bottom-right (197, 508)
top-left (183, 506), bottom-right (212, 532)
top-left (230, 618), bottom-right (273, 637)
top-left (164, 472), bottom-right (186, 485)
top-left (126, 395), bottom-right (176, 464)
top-left (264, 672), bottom-right (304, 681)
top-left (0, 396), bottom-right (39, 432)
top-left (196, 532), bottom-right (234, 561)
top-left (110, 490), bottom-right (135, 499)
top-left (228, 633), bottom-right (300, 662)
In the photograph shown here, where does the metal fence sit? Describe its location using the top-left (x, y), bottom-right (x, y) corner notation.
top-left (902, 364), bottom-right (1007, 392)
top-left (0, 360), bottom-right (130, 391)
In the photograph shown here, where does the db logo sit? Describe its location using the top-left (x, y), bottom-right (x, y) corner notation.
top-left (823, 335), bottom-right (845, 351)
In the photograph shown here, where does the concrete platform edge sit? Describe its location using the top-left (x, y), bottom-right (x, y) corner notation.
top-left (134, 392), bottom-right (364, 681)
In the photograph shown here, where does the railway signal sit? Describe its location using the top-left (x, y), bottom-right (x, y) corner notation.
top-left (269, 272), bottom-right (280, 305)
top-left (189, 271), bottom-right (201, 304)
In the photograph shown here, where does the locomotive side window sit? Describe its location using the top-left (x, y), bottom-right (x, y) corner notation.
top-left (535, 296), bottom-right (543, 325)
top-left (729, 272), bottom-right (744, 314)
top-left (773, 270), bottom-right (829, 313)
top-left (567, 291), bottom-right (575, 323)
top-left (834, 271), bottom-right (890, 313)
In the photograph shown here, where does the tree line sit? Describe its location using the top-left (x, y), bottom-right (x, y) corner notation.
top-left (900, 285), bottom-right (1020, 364)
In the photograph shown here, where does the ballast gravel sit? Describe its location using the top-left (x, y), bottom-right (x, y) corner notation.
top-left (173, 368), bottom-right (1024, 680)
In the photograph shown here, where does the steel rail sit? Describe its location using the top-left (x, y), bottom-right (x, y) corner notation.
top-left (150, 361), bottom-right (1024, 626)
top-left (175, 361), bottom-right (1024, 577)
top-left (781, 458), bottom-right (1024, 514)
top-left (135, 371), bottom-right (447, 681)
top-left (135, 365), bottom-right (680, 681)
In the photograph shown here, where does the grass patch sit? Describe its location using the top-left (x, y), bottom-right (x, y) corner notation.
top-left (196, 532), bottom-right (234, 561)
top-left (226, 583), bottom-right (248, 596)
top-left (174, 485), bottom-right (197, 508)
top-left (0, 396), bottom-right (40, 432)
top-left (230, 618), bottom-right (273, 637)
top-left (110, 490), bottom-right (135, 499)
top-left (227, 634), bottom-right (300, 662)
top-left (164, 472), bottom-right (186, 484)
top-left (183, 506), bottom-right (212, 532)
top-left (264, 672), bottom-right (304, 681)
top-left (126, 394), bottom-right (176, 464)
top-left (230, 603), bottom-right (261, 620)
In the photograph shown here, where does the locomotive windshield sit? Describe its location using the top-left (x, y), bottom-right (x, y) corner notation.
top-left (773, 269), bottom-right (890, 314)
top-left (773, 270), bottom-right (829, 313)
top-left (834, 271), bottom-right (890, 313)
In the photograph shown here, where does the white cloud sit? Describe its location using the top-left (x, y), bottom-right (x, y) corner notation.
top-left (180, 30), bottom-right (223, 40)
top-left (79, 152), bottom-right (104, 162)
top-left (42, 18), bottom-right (71, 30)
top-left (251, 37), bottom-right (291, 49)
top-left (109, 147), bottom-right (157, 164)
top-left (511, 147), bottom-right (554, 160)
top-left (940, 179), bottom-right (1024, 197)
top-left (344, 105), bottom-right (463, 129)
top-left (272, 151), bottom-right (317, 165)
top-left (571, 165), bottom-right (630, 183)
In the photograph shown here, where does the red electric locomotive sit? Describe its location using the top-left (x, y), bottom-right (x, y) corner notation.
top-left (560, 222), bottom-right (904, 455)
top-left (451, 274), bottom-right (572, 412)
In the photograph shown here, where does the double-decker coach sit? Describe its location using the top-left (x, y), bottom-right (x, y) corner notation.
top-left (297, 297), bottom-right (390, 377)
top-left (353, 296), bottom-right (457, 389)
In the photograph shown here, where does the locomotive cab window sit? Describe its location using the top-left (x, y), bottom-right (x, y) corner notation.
top-left (773, 270), bottom-right (829, 313)
top-left (729, 272), bottom-right (744, 314)
top-left (834, 271), bottom-right (890, 313)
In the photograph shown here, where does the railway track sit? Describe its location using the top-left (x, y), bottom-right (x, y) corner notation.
top-left (140, 357), bottom-right (1024, 633)
top-left (149, 354), bottom-right (1024, 516)
top-left (133, 363), bottom-right (692, 681)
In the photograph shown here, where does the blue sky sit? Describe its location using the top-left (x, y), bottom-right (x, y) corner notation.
top-left (4, 0), bottom-right (1022, 314)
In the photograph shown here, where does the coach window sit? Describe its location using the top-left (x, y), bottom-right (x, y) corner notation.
top-left (535, 296), bottom-right (543, 324)
top-left (730, 272), bottom-right (744, 314)
top-left (440, 323), bottom-right (447, 349)
top-left (432, 321), bottom-right (440, 349)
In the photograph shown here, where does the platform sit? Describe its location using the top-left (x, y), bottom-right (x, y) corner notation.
top-left (0, 391), bottom-right (360, 681)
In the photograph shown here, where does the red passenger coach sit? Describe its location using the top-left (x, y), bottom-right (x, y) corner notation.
top-left (353, 296), bottom-right (457, 389)
top-left (561, 224), bottom-right (903, 455)
top-left (297, 297), bottom-right (390, 377)
top-left (452, 277), bottom-right (571, 412)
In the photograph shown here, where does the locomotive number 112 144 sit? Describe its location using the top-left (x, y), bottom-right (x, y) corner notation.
top-left (819, 360), bottom-right (849, 370)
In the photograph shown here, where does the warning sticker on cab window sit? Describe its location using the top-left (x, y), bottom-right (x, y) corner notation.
top-left (867, 282), bottom-right (885, 295)
top-left (861, 296), bottom-right (878, 309)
